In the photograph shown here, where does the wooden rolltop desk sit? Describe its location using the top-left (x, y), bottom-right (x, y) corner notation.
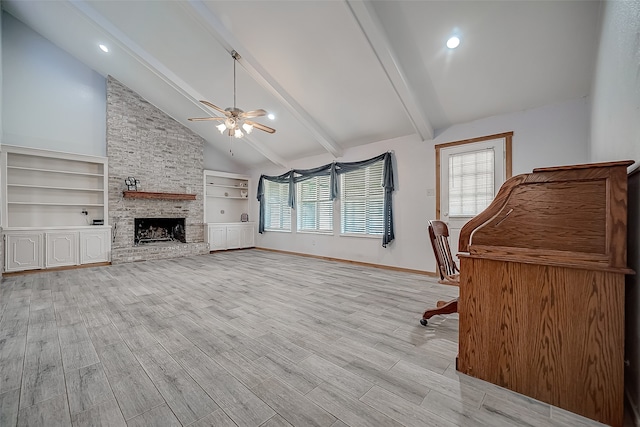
top-left (457, 160), bottom-right (634, 427)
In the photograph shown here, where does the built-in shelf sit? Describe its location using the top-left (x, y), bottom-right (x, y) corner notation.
top-left (7, 166), bottom-right (104, 177)
top-left (207, 195), bottom-right (248, 200)
top-left (7, 202), bottom-right (105, 206)
top-left (207, 184), bottom-right (249, 190)
top-left (123, 191), bottom-right (196, 200)
top-left (8, 184), bottom-right (103, 192)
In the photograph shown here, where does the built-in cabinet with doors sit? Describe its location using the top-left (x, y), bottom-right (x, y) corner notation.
top-left (1, 145), bottom-right (111, 272)
top-left (204, 170), bottom-right (255, 251)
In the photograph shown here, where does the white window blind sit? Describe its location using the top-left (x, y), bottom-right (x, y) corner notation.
top-left (448, 148), bottom-right (495, 217)
top-left (264, 180), bottom-right (291, 231)
top-left (341, 160), bottom-right (384, 235)
top-left (297, 175), bottom-right (333, 232)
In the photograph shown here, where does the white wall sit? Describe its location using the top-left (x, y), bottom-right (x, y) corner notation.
top-left (590, 1), bottom-right (640, 167)
top-left (590, 1), bottom-right (640, 422)
top-left (249, 97), bottom-right (590, 273)
top-left (2, 12), bottom-right (106, 156)
top-left (435, 97), bottom-right (590, 175)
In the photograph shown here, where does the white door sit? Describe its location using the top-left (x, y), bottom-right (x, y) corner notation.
top-left (5, 232), bottom-right (43, 272)
top-left (440, 137), bottom-right (506, 254)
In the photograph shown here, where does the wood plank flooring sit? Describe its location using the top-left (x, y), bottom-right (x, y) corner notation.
top-left (0, 249), bottom-right (612, 426)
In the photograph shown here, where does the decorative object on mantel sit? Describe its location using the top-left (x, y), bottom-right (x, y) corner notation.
top-left (240, 189), bottom-right (248, 198)
top-left (124, 176), bottom-right (140, 191)
top-left (122, 191), bottom-right (196, 201)
top-left (241, 213), bottom-right (249, 222)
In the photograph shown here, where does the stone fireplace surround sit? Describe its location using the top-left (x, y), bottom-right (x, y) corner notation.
top-left (107, 76), bottom-right (208, 263)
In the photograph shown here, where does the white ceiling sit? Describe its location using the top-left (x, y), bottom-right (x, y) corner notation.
top-left (2, 0), bottom-right (602, 169)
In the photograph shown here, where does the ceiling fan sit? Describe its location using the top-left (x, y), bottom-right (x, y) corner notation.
top-left (188, 50), bottom-right (276, 138)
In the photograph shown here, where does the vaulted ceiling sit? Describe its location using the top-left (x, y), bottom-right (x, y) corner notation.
top-left (3, 1), bottom-right (602, 169)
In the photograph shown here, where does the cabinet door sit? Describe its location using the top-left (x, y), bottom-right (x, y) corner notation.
top-left (45, 232), bottom-right (79, 267)
top-left (5, 232), bottom-right (43, 272)
top-left (240, 225), bottom-right (255, 248)
top-left (208, 226), bottom-right (227, 251)
top-left (80, 229), bottom-right (110, 264)
top-left (226, 226), bottom-right (241, 249)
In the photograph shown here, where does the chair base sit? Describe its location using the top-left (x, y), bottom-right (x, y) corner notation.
top-left (420, 298), bottom-right (458, 325)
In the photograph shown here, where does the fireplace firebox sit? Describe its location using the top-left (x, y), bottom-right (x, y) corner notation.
top-left (134, 218), bottom-right (185, 245)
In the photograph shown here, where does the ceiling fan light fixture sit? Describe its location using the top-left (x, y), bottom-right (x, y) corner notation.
top-left (234, 128), bottom-right (244, 138)
top-left (216, 123), bottom-right (227, 133)
top-left (242, 123), bottom-right (254, 134)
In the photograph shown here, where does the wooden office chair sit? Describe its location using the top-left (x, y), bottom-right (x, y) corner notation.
top-left (420, 220), bottom-right (459, 326)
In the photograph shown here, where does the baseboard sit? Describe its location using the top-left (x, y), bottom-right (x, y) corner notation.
top-left (254, 246), bottom-right (438, 277)
top-left (2, 261), bottom-right (111, 277)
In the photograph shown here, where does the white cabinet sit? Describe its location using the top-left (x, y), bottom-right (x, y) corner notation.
top-left (207, 225), bottom-right (227, 251)
top-left (3, 226), bottom-right (111, 272)
top-left (240, 225), bottom-right (255, 248)
top-left (5, 232), bottom-right (43, 272)
top-left (226, 226), bottom-right (242, 249)
top-left (80, 229), bottom-right (110, 264)
top-left (206, 223), bottom-right (256, 251)
top-left (1, 146), bottom-right (111, 272)
top-left (203, 170), bottom-right (255, 253)
top-left (45, 231), bottom-right (78, 268)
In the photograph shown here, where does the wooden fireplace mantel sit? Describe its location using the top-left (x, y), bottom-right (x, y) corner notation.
top-left (122, 191), bottom-right (196, 201)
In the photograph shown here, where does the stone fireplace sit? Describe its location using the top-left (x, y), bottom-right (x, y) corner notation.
top-left (107, 76), bottom-right (209, 263)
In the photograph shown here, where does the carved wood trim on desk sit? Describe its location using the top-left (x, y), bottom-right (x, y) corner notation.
top-left (122, 191), bottom-right (196, 200)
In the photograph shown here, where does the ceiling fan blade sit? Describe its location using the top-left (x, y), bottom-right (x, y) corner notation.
top-left (239, 109), bottom-right (267, 119)
top-left (246, 120), bottom-right (276, 134)
top-left (200, 100), bottom-right (230, 116)
top-left (188, 117), bottom-right (225, 121)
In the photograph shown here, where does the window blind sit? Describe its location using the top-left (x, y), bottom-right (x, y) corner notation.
top-left (297, 175), bottom-right (333, 232)
top-left (448, 148), bottom-right (495, 217)
top-left (341, 160), bottom-right (384, 235)
top-left (265, 180), bottom-right (291, 231)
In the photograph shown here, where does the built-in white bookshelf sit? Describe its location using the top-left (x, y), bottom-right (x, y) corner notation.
top-left (2, 146), bottom-right (107, 228)
top-left (203, 170), bottom-right (255, 251)
top-left (1, 145), bottom-right (111, 272)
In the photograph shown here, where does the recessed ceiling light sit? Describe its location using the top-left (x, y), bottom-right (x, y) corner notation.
top-left (446, 36), bottom-right (460, 49)
top-left (99, 44), bottom-right (109, 53)
top-left (267, 113), bottom-right (275, 120)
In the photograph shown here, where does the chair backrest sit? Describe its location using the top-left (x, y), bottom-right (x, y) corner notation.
top-left (428, 220), bottom-right (460, 284)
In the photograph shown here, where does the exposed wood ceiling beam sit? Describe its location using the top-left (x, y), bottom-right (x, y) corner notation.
top-left (68, 0), bottom-right (289, 168)
top-left (183, 0), bottom-right (344, 159)
top-left (346, 0), bottom-right (434, 141)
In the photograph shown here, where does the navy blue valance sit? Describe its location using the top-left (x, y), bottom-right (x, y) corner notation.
top-left (257, 152), bottom-right (395, 247)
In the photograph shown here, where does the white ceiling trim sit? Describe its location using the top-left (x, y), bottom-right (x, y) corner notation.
top-left (183, 0), bottom-right (344, 159)
top-left (346, 0), bottom-right (433, 141)
top-left (68, 0), bottom-right (289, 168)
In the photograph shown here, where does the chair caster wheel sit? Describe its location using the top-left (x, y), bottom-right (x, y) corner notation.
top-left (420, 318), bottom-right (428, 326)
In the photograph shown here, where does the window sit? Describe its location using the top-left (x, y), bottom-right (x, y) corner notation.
top-left (297, 175), bottom-right (332, 232)
top-left (341, 160), bottom-right (384, 235)
top-left (264, 180), bottom-right (291, 231)
top-left (448, 148), bottom-right (495, 217)
top-left (436, 132), bottom-right (512, 238)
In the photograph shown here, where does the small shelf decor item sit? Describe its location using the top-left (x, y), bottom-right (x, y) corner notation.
top-left (124, 177), bottom-right (140, 191)
top-left (240, 189), bottom-right (248, 198)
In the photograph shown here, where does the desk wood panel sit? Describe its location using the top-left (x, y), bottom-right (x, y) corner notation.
top-left (458, 257), bottom-right (624, 427)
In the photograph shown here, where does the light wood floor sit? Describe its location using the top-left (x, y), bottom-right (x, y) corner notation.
top-left (0, 249), bottom-right (610, 426)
